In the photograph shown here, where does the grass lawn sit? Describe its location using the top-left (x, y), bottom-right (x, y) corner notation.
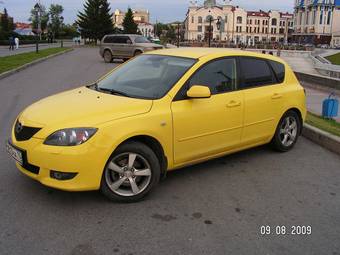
top-left (0, 47), bottom-right (71, 75)
top-left (325, 52), bottom-right (340, 65)
top-left (306, 112), bottom-right (340, 137)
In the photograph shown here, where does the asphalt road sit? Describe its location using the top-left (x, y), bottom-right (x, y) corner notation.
top-left (0, 48), bottom-right (340, 255)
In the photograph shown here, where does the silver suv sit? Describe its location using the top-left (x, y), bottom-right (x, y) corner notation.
top-left (100, 34), bottom-right (164, 63)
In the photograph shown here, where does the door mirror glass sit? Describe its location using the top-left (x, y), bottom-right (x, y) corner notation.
top-left (187, 85), bottom-right (211, 99)
top-left (127, 39), bottom-right (132, 44)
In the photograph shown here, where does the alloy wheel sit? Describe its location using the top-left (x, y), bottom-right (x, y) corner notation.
top-left (105, 152), bottom-right (152, 197)
top-left (279, 116), bottom-right (298, 147)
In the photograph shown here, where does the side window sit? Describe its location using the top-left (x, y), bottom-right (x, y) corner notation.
top-left (269, 60), bottom-right (285, 83)
top-left (188, 58), bottom-right (237, 95)
top-left (104, 36), bottom-right (115, 43)
top-left (239, 57), bottom-right (276, 89)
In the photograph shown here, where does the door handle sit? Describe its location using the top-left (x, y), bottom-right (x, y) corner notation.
top-left (271, 93), bottom-right (283, 99)
top-left (226, 100), bottom-right (241, 108)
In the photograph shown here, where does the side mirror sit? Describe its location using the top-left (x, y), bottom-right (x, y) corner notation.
top-left (127, 40), bottom-right (132, 44)
top-left (187, 85), bottom-right (211, 99)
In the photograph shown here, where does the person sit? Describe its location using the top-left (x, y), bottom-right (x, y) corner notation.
top-left (14, 37), bottom-right (19, 50)
top-left (8, 36), bottom-right (14, 51)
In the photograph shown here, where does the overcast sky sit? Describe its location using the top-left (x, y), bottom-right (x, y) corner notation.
top-left (1, 0), bottom-right (294, 24)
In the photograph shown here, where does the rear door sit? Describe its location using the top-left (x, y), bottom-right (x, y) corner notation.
top-left (239, 57), bottom-right (285, 145)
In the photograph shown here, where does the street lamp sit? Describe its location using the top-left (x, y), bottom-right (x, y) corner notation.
top-left (60, 16), bottom-right (64, 48)
top-left (175, 22), bottom-right (182, 48)
top-left (208, 17), bottom-right (221, 48)
top-left (34, 3), bottom-right (41, 53)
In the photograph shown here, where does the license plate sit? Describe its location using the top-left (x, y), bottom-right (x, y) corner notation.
top-left (6, 142), bottom-right (23, 166)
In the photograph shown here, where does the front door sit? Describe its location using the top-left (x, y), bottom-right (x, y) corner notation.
top-left (171, 57), bottom-right (244, 165)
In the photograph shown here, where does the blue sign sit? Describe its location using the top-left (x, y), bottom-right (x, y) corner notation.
top-left (335, 0), bottom-right (340, 7)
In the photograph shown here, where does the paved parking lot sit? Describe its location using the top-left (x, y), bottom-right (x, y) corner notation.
top-left (0, 48), bottom-right (339, 255)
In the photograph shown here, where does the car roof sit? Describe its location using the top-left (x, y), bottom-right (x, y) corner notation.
top-left (147, 47), bottom-right (285, 63)
top-left (105, 34), bottom-right (141, 38)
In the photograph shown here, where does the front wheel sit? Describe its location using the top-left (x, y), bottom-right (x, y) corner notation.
top-left (271, 110), bottom-right (301, 152)
top-left (100, 142), bottom-right (160, 202)
top-left (103, 50), bottom-right (113, 63)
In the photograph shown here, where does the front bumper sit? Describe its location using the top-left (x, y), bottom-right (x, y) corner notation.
top-left (9, 130), bottom-right (109, 192)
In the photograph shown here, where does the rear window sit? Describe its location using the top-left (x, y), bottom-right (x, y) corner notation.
top-left (239, 57), bottom-right (276, 89)
top-left (269, 60), bottom-right (285, 83)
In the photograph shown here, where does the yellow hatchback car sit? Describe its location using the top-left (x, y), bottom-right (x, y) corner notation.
top-left (7, 48), bottom-right (306, 202)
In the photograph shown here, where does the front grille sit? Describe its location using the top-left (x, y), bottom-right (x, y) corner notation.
top-left (14, 120), bottom-right (41, 141)
top-left (22, 161), bottom-right (40, 175)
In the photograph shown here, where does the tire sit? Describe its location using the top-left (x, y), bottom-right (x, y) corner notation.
top-left (100, 141), bottom-right (161, 203)
top-left (271, 110), bottom-right (301, 152)
top-left (103, 50), bottom-right (113, 63)
top-left (134, 50), bottom-right (142, 57)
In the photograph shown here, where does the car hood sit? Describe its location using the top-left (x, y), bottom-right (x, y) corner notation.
top-left (18, 87), bottom-right (153, 138)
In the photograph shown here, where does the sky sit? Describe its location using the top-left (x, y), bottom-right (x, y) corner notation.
top-left (1, 0), bottom-right (294, 24)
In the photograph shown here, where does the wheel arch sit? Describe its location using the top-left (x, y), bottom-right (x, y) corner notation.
top-left (281, 107), bottom-right (304, 135)
top-left (114, 135), bottom-right (168, 180)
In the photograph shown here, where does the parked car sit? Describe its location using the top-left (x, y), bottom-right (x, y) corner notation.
top-left (99, 34), bottom-right (164, 62)
top-left (7, 48), bottom-right (306, 202)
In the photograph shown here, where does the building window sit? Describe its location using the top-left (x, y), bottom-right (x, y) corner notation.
top-left (206, 15), bottom-right (213, 22)
top-left (198, 25), bottom-right (202, 32)
top-left (320, 11), bottom-right (323, 24)
top-left (271, 18), bottom-right (277, 26)
top-left (327, 11), bottom-right (331, 25)
top-left (225, 15), bottom-right (228, 22)
top-left (192, 16), bottom-right (194, 23)
top-left (198, 16), bottom-right (202, 23)
top-left (237, 16), bottom-right (242, 24)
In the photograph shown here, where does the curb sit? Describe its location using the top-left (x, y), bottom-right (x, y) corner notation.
top-left (0, 48), bottom-right (74, 81)
top-left (302, 123), bottom-right (340, 156)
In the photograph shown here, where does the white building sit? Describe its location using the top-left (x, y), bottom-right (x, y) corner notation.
top-left (293, 0), bottom-right (340, 45)
top-left (184, 0), bottom-right (294, 44)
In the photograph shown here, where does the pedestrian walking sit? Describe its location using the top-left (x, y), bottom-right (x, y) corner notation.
top-left (8, 36), bottom-right (15, 51)
top-left (14, 37), bottom-right (19, 50)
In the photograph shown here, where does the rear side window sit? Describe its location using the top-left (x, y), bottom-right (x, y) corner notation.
top-left (269, 60), bottom-right (285, 83)
top-left (104, 36), bottom-right (129, 44)
top-left (239, 57), bottom-right (276, 89)
top-left (103, 36), bottom-right (116, 43)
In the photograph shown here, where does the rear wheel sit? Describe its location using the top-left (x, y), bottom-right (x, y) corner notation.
top-left (103, 50), bottom-right (113, 63)
top-left (100, 142), bottom-right (160, 203)
top-left (134, 50), bottom-right (142, 57)
top-left (271, 110), bottom-right (301, 152)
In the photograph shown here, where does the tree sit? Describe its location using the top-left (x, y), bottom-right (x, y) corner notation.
top-left (154, 22), bottom-right (168, 38)
top-left (29, 4), bottom-right (49, 33)
top-left (48, 4), bottom-right (64, 39)
top-left (122, 8), bottom-right (138, 34)
top-left (0, 8), bottom-right (15, 38)
top-left (77, 0), bottom-right (114, 43)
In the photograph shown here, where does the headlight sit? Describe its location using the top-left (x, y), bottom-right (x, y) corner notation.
top-left (44, 128), bottom-right (97, 146)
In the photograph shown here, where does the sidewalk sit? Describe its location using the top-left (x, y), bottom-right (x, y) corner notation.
top-left (305, 87), bottom-right (340, 122)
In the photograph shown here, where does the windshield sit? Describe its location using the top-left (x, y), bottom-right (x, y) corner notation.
top-left (97, 55), bottom-right (196, 99)
top-left (135, 36), bottom-right (151, 43)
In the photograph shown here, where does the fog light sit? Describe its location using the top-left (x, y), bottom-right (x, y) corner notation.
top-left (50, 170), bottom-right (78, 181)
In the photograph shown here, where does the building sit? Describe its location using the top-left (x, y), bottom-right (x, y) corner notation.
top-left (184, 0), bottom-right (294, 44)
top-left (113, 8), bottom-right (154, 37)
top-left (293, 0), bottom-right (340, 45)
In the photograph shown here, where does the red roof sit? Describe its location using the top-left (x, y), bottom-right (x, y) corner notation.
top-left (247, 11), bottom-right (269, 17)
top-left (15, 22), bottom-right (32, 29)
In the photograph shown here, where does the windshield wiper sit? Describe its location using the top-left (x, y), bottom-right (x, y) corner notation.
top-left (97, 87), bottom-right (131, 97)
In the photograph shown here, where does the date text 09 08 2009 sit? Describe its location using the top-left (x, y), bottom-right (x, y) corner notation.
top-left (260, 225), bottom-right (312, 235)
